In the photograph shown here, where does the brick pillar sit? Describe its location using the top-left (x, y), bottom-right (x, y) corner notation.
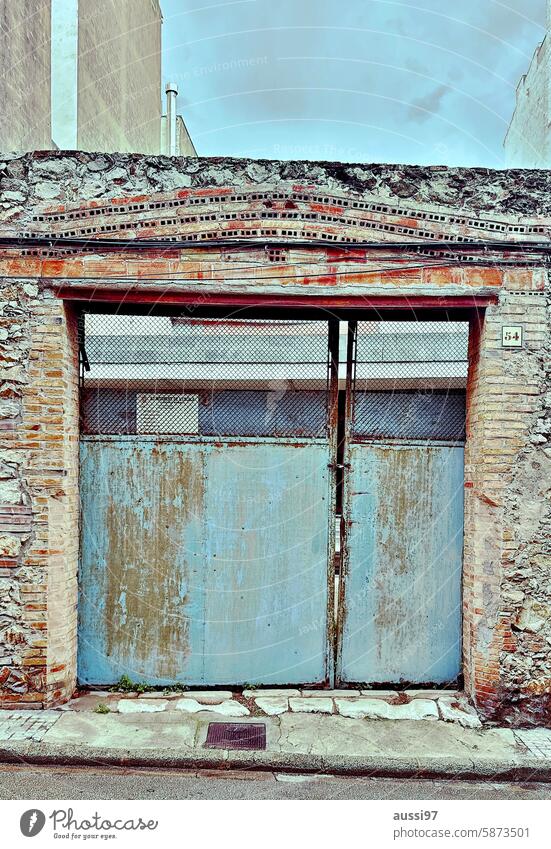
top-left (463, 308), bottom-right (506, 716)
top-left (0, 281), bottom-right (79, 707)
top-left (464, 272), bottom-right (550, 721)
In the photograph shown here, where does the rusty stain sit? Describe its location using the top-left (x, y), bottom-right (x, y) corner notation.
top-left (81, 442), bottom-right (204, 682)
top-left (102, 448), bottom-right (199, 677)
top-left (79, 438), bottom-right (333, 686)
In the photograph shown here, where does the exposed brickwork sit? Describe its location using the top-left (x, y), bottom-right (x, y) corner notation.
top-left (0, 152), bottom-right (549, 722)
top-left (464, 285), bottom-right (550, 721)
top-left (496, 288), bottom-right (551, 724)
top-left (0, 280), bottom-right (79, 707)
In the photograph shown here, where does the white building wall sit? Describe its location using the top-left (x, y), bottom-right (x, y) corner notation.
top-left (504, 6), bottom-right (551, 168)
top-left (51, 0), bottom-right (78, 149)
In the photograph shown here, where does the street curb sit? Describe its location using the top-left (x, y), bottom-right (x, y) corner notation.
top-left (1, 742), bottom-right (550, 782)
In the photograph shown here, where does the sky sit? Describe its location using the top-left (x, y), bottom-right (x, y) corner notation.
top-left (161, 0), bottom-right (547, 167)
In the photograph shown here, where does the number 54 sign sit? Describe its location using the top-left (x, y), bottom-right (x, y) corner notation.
top-left (502, 325), bottom-right (523, 347)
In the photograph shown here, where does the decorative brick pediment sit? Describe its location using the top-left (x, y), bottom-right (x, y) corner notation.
top-left (23, 184), bottom-right (551, 247)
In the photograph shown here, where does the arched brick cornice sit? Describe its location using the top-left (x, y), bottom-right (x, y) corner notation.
top-left (23, 184), bottom-right (551, 247)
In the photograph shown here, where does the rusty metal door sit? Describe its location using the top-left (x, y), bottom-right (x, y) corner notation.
top-left (336, 320), bottom-right (468, 685)
top-left (78, 314), bottom-right (338, 687)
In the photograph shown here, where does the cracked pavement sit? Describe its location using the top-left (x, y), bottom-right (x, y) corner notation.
top-left (0, 708), bottom-right (550, 781)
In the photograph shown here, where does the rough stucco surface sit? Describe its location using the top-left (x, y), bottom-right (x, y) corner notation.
top-left (504, 34), bottom-right (551, 169)
top-left (0, 151), bottom-right (549, 724)
top-left (0, 152), bottom-right (551, 220)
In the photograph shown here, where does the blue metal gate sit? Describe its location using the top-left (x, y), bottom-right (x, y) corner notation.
top-left (78, 313), bottom-right (468, 688)
top-left (79, 438), bottom-right (333, 685)
top-left (78, 315), bottom-right (337, 686)
top-left (336, 321), bottom-right (467, 686)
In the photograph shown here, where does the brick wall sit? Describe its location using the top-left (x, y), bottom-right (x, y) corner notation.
top-left (0, 152), bottom-right (549, 721)
top-left (0, 281), bottom-right (79, 707)
top-left (493, 289), bottom-right (551, 723)
top-left (464, 281), bottom-right (550, 720)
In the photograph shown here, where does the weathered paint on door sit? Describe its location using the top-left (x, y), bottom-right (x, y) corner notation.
top-left (78, 437), bottom-right (332, 686)
top-left (338, 443), bottom-right (463, 685)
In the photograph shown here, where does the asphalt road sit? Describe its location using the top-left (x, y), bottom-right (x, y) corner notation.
top-left (0, 765), bottom-right (550, 800)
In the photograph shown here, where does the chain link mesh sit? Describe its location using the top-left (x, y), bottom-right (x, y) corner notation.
top-left (352, 320), bottom-right (468, 440)
top-left (81, 314), bottom-right (331, 437)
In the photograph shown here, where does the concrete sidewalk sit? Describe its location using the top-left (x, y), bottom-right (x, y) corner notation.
top-left (1, 705), bottom-right (551, 781)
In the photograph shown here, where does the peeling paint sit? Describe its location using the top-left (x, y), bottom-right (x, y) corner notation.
top-left (339, 443), bottom-right (464, 685)
top-left (78, 438), bottom-right (332, 686)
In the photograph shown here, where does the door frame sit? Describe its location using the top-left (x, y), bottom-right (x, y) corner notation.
top-left (75, 298), bottom-right (481, 690)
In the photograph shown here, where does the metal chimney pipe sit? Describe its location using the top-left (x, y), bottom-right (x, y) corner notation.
top-left (165, 82), bottom-right (178, 155)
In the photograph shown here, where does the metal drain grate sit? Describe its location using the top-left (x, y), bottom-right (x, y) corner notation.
top-left (205, 722), bottom-right (267, 750)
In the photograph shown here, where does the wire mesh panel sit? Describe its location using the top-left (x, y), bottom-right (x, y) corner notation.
top-left (351, 320), bottom-right (469, 441)
top-left (80, 314), bottom-right (331, 437)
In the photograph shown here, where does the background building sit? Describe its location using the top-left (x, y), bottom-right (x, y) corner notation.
top-left (0, 0), bottom-right (195, 155)
top-left (504, 1), bottom-right (551, 168)
top-left (74, 0), bottom-right (162, 154)
top-left (0, 0), bottom-right (52, 150)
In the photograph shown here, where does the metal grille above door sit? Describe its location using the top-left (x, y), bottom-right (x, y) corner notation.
top-left (351, 320), bottom-right (468, 441)
top-left (80, 314), bottom-right (332, 438)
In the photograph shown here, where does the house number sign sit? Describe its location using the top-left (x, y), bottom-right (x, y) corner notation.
top-left (502, 325), bottom-right (523, 348)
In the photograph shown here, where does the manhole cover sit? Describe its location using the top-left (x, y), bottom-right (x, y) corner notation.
top-left (205, 722), bottom-right (266, 750)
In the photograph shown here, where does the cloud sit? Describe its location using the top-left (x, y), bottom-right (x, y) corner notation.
top-left (408, 84), bottom-right (450, 123)
top-left (161, 0), bottom-right (548, 165)
top-left (404, 57), bottom-right (430, 75)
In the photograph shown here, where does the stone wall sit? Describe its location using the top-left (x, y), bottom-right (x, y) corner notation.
top-left (0, 151), bottom-right (549, 722)
top-left (2, 151), bottom-right (551, 216)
